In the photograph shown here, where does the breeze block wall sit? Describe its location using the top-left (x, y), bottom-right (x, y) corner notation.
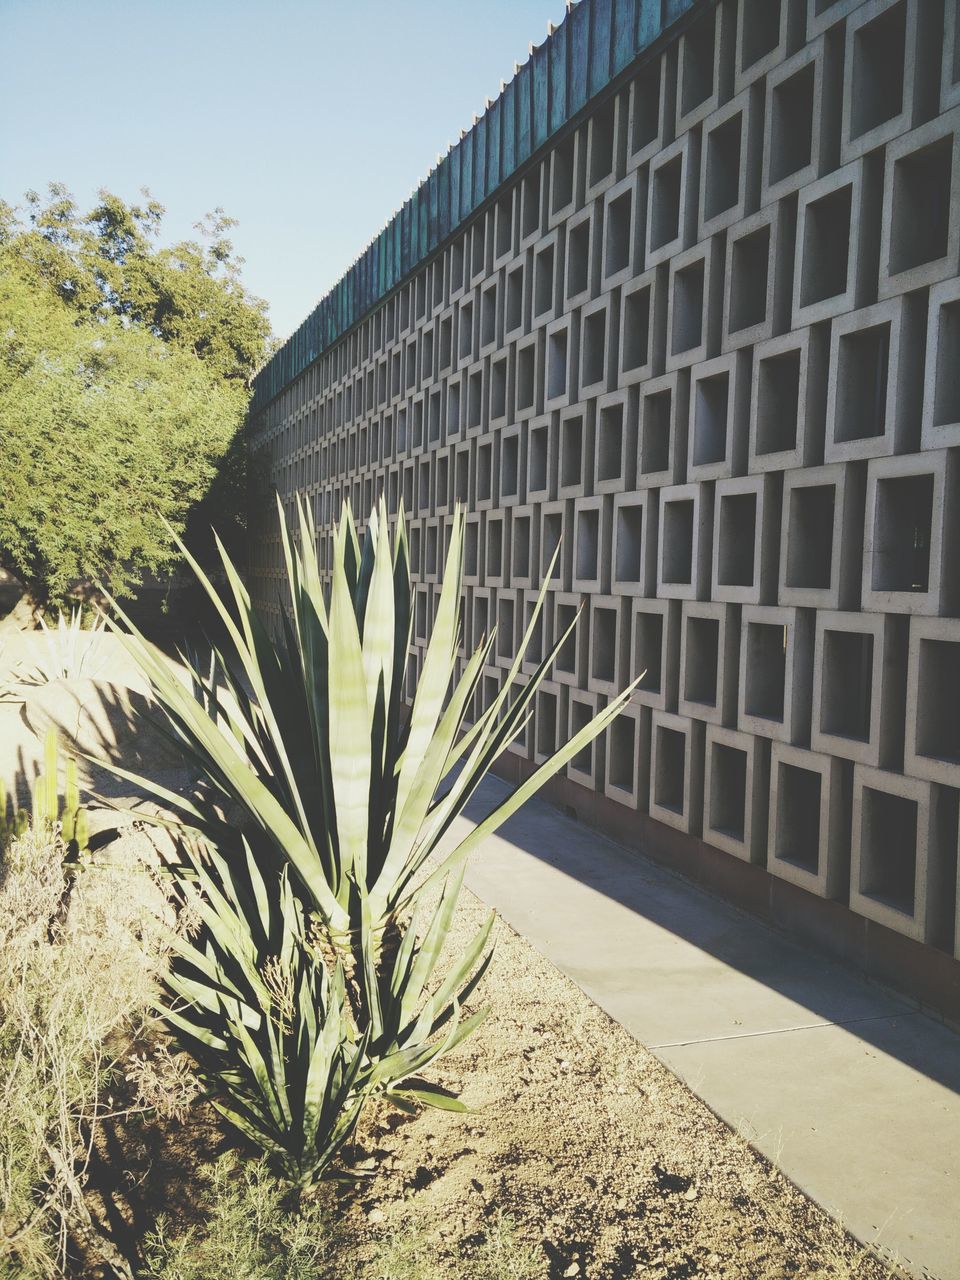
top-left (247, 0), bottom-right (960, 1020)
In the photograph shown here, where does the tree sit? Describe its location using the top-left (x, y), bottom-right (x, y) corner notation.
top-left (0, 185), bottom-right (272, 611)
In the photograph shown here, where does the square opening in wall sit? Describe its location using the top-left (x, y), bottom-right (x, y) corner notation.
top-left (455, 450), bottom-right (469, 503)
top-left (770, 63), bottom-right (815, 185)
top-left (537, 689), bottom-right (558, 757)
top-left (730, 227), bottom-right (770, 332)
top-left (704, 114), bottom-right (742, 222)
top-left (490, 357), bottom-right (508, 420)
top-left (425, 525), bottom-right (439, 577)
top-left (524, 598), bottom-right (545, 664)
top-left (680, 10), bottom-right (716, 118)
top-left (642, 389), bottom-right (673, 474)
top-left (439, 316), bottom-right (453, 370)
top-left (459, 301), bottom-right (474, 361)
top-left (502, 434), bottom-right (520, 497)
top-left (450, 238), bottom-right (464, 293)
top-left (741, 0), bottom-right (781, 71)
top-left (693, 371), bottom-right (730, 467)
top-left (472, 221), bottom-right (486, 277)
top-left (662, 499), bottom-right (695, 585)
top-left (632, 61), bottom-right (661, 155)
top-left (552, 134), bottom-right (576, 214)
top-left (672, 259), bottom-right (705, 357)
top-left (556, 602), bottom-right (579, 675)
top-left (717, 492), bottom-right (757, 587)
top-left (933, 299), bottom-right (960, 427)
top-left (497, 598), bottom-right (516, 662)
top-left (889, 137), bottom-right (954, 276)
top-left (623, 284), bottom-right (651, 373)
top-left (467, 368), bottom-right (483, 429)
top-left (800, 186), bottom-right (852, 307)
top-left (635, 610), bottom-right (664, 696)
top-left (517, 345), bottom-right (536, 411)
top-left (916, 638), bottom-right (960, 764)
top-left (685, 615), bottom-right (720, 708)
top-left (549, 328), bottom-right (569, 400)
top-left (655, 726), bottom-right (686, 813)
top-left (529, 422), bottom-right (549, 492)
top-left (744, 622), bottom-right (786, 721)
top-left (651, 154), bottom-right (683, 251)
top-left (709, 743), bottom-right (747, 841)
top-left (835, 324), bottom-right (890, 443)
top-left (872, 473), bottom-right (934, 593)
top-left (570, 698), bottom-right (595, 777)
top-left (481, 284), bottom-right (498, 347)
top-left (447, 382), bottom-right (461, 435)
top-left (487, 518), bottom-right (503, 576)
top-left (567, 220), bottom-right (591, 298)
top-left (608, 716), bottom-right (637, 792)
top-left (786, 485), bottom-right (835, 589)
top-left (522, 167), bottom-right (542, 239)
top-left (576, 507), bottom-right (600, 582)
top-left (859, 786), bottom-right (917, 915)
top-left (589, 99), bottom-right (616, 188)
top-left (821, 630), bottom-right (873, 741)
top-left (616, 502), bottom-right (644, 582)
top-left (850, 0), bottom-right (906, 142)
top-left (606, 189), bottom-right (633, 277)
top-left (592, 606), bottom-right (619, 684)
top-left (776, 763), bottom-right (822, 873)
top-left (597, 400), bottom-right (624, 483)
top-left (496, 193), bottom-right (513, 259)
top-left (513, 513), bottom-right (532, 578)
top-left (542, 511), bottom-right (563, 581)
top-left (534, 243), bottom-right (555, 317)
top-left (506, 266), bottom-right (523, 332)
top-left (476, 442), bottom-right (493, 503)
top-left (560, 414), bottom-right (584, 488)
top-left (755, 348), bottom-right (801, 455)
top-left (582, 309), bottom-right (607, 387)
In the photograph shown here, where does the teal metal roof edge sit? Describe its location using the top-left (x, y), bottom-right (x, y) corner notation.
top-left (250, 0), bottom-right (700, 414)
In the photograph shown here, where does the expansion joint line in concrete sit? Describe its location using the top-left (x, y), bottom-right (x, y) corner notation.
top-left (648, 1010), bottom-right (921, 1050)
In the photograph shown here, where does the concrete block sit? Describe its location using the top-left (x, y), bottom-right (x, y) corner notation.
top-left (519, 160), bottom-right (547, 250)
top-left (688, 351), bottom-right (749, 481)
top-left (594, 388), bottom-right (636, 494)
top-left (650, 709), bottom-right (706, 835)
top-left (463, 512), bottom-right (483, 586)
top-left (943, 0), bottom-right (960, 112)
top-left (509, 504), bottom-right (537, 588)
top-left (572, 494), bottom-right (610, 593)
top-left (824, 296), bottom-right (922, 462)
top-left (585, 91), bottom-right (626, 201)
top-left (489, 349), bottom-right (512, 428)
top-left (748, 327), bottom-right (826, 473)
top-left (602, 172), bottom-right (643, 290)
top-left (805, 0), bottom-right (862, 42)
top-left (553, 590), bottom-right (587, 687)
top-left (779, 461), bottom-right (865, 610)
top-left (840, 0), bottom-right (920, 163)
top-left (734, 0), bottom-right (792, 92)
top-left (793, 159), bottom-right (869, 326)
top-left (545, 313), bottom-right (579, 409)
top-left (676, 0), bottom-right (727, 133)
top-left (579, 295), bottom-right (615, 397)
top-left (627, 48), bottom-right (670, 172)
top-left (457, 291), bottom-right (477, 369)
top-left (767, 742), bottom-right (852, 899)
top-left (520, 585), bottom-right (552, 677)
top-left (666, 237), bottom-right (721, 371)
top-left (850, 765), bottom-right (955, 945)
top-left (557, 403), bottom-right (594, 498)
top-left (711, 473), bottom-right (779, 605)
top-left (548, 126), bottom-right (584, 230)
top-left (473, 434), bottom-right (496, 510)
top-left (636, 370), bottom-right (688, 488)
top-left (464, 360), bottom-right (486, 434)
top-left (539, 500), bottom-right (570, 591)
top-left (722, 206), bottom-right (786, 352)
top-left (587, 594), bottom-right (629, 696)
top-left (921, 276), bottom-right (960, 449)
top-left (493, 589), bottom-right (519, 669)
top-left (452, 440), bottom-right (471, 507)
top-left (514, 330), bottom-right (543, 420)
top-left (478, 273), bottom-right (502, 357)
top-left (565, 205), bottom-right (598, 312)
top-left (531, 230), bottom-right (562, 328)
top-left (904, 616), bottom-right (960, 786)
top-left (612, 489), bottom-right (658, 597)
top-left (656, 481), bottom-right (714, 601)
top-left (678, 600), bottom-right (741, 726)
top-left (469, 585), bottom-right (493, 653)
top-left (630, 597), bottom-right (681, 712)
top-left (647, 130), bottom-right (699, 268)
top-left (811, 609), bottom-right (907, 767)
top-left (534, 679), bottom-right (567, 764)
top-left (618, 267), bottom-right (660, 386)
top-left (878, 109), bottom-right (960, 299)
top-left (493, 187), bottom-right (517, 268)
top-left (484, 509), bottom-right (506, 587)
top-left (444, 372), bottom-right (463, 442)
top-left (470, 211), bottom-right (491, 285)
top-left (738, 604), bottom-right (815, 744)
top-left (861, 449), bottom-right (960, 616)
top-left (703, 723), bottom-right (770, 861)
top-left (497, 424), bottom-right (524, 507)
top-left (567, 688), bottom-right (605, 789)
top-left (699, 90), bottom-right (760, 239)
top-left (604, 701), bottom-right (651, 811)
top-left (525, 413), bottom-right (558, 502)
top-left (503, 256), bottom-right (527, 343)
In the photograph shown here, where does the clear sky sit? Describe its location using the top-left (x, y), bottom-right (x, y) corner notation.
top-left (0, 0), bottom-right (565, 342)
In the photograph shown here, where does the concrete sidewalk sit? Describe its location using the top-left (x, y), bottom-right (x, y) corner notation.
top-left (452, 776), bottom-right (960, 1280)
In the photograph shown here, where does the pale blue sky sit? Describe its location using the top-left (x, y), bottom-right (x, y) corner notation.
top-left (0, 0), bottom-right (565, 341)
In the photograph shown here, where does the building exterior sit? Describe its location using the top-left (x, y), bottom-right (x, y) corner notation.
top-left (247, 0), bottom-right (960, 1021)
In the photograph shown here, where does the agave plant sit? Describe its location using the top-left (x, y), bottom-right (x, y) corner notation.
top-left (98, 497), bottom-right (636, 1179)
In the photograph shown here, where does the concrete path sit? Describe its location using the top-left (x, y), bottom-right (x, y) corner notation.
top-left (452, 776), bottom-right (960, 1280)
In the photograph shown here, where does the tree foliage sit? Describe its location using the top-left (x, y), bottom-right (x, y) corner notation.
top-left (0, 185), bottom-right (272, 608)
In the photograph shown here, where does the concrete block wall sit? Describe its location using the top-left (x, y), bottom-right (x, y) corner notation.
top-left (248, 0), bottom-right (960, 1014)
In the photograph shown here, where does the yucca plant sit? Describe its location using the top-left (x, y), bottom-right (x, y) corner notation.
top-left (98, 497), bottom-right (636, 1180)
